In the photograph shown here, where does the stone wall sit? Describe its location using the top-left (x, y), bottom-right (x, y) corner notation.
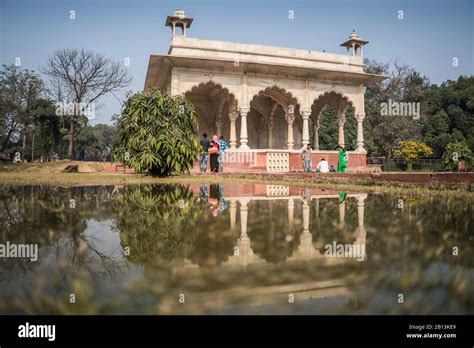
top-left (191, 150), bottom-right (366, 173)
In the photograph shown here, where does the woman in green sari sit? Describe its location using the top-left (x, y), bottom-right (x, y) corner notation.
top-left (336, 145), bottom-right (347, 173)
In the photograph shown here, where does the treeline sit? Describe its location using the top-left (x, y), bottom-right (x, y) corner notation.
top-left (318, 61), bottom-right (473, 164)
top-left (1, 59), bottom-right (472, 163)
top-left (0, 65), bottom-right (116, 161)
top-left (1, 48), bottom-right (131, 162)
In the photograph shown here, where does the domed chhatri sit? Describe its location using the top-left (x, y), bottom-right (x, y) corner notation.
top-left (340, 30), bottom-right (369, 57)
top-left (165, 9), bottom-right (193, 36)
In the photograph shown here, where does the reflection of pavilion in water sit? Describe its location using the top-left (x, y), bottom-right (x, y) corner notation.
top-left (186, 184), bottom-right (367, 268)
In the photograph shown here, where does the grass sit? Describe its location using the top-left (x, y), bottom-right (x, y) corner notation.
top-left (0, 161), bottom-right (473, 199)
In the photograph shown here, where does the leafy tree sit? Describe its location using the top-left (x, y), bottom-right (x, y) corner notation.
top-left (112, 89), bottom-right (201, 177)
top-left (0, 64), bottom-right (46, 152)
top-left (29, 98), bottom-right (61, 161)
top-left (442, 140), bottom-right (473, 171)
top-left (363, 60), bottom-right (429, 157)
top-left (422, 109), bottom-right (451, 157)
top-left (422, 76), bottom-right (474, 156)
top-left (76, 124), bottom-right (116, 160)
top-left (393, 141), bottom-right (433, 171)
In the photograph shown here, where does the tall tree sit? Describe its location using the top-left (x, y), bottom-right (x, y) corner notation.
top-left (0, 64), bottom-right (45, 152)
top-left (43, 49), bottom-right (131, 159)
top-left (422, 76), bottom-right (474, 156)
top-left (363, 60), bottom-right (430, 157)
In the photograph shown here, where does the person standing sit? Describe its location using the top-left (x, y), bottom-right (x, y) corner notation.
top-left (209, 135), bottom-right (220, 173)
top-left (336, 145), bottom-right (347, 173)
top-left (301, 143), bottom-right (313, 172)
top-left (199, 133), bottom-right (210, 173)
top-left (218, 136), bottom-right (229, 172)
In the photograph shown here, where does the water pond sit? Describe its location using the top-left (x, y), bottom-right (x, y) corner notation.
top-left (0, 183), bottom-right (472, 314)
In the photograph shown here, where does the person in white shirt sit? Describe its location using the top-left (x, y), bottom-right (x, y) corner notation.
top-left (316, 158), bottom-right (329, 173)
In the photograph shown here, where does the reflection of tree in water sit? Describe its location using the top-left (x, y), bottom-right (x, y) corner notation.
top-left (247, 200), bottom-right (302, 264)
top-left (114, 184), bottom-right (201, 265)
top-left (353, 195), bottom-right (474, 314)
top-left (0, 185), bottom-right (122, 313)
top-left (0, 185), bottom-right (117, 276)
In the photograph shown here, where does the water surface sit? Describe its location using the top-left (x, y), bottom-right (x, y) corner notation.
top-left (0, 183), bottom-right (472, 314)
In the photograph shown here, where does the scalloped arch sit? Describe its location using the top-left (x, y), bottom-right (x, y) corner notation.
top-left (184, 81), bottom-right (236, 102)
top-left (251, 86), bottom-right (301, 112)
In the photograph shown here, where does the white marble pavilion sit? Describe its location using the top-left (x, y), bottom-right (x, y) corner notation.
top-left (144, 10), bottom-right (387, 172)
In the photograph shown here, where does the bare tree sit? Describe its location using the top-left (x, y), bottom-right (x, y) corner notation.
top-left (43, 49), bottom-right (131, 159)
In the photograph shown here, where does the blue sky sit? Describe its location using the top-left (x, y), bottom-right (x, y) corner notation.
top-left (1, 0), bottom-right (472, 124)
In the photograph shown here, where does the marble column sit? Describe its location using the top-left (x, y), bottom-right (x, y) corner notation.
top-left (300, 200), bottom-right (313, 260)
top-left (239, 106), bottom-right (250, 150)
top-left (337, 115), bottom-right (346, 147)
top-left (303, 200), bottom-right (310, 232)
top-left (356, 194), bottom-right (367, 231)
top-left (355, 194), bottom-right (367, 260)
top-left (313, 117), bottom-right (320, 151)
top-left (285, 112), bottom-right (295, 150)
top-left (228, 110), bottom-right (238, 149)
top-left (239, 199), bottom-right (251, 266)
top-left (229, 200), bottom-right (237, 230)
top-left (302, 110), bottom-right (311, 148)
top-left (288, 198), bottom-right (294, 225)
top-left (356, 114), bottom-right (366, 153)
top-left (268, 103), bottom-right (278, 149)
top-left (239, 199), bottom-right (249, 240)
top-left (339, 200), bottom-right (345, 227)
top-left (215, 118), bottom-right (223, 137)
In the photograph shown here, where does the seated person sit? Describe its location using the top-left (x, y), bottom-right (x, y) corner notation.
top-left (329, 165), bottom-right (336, 173)
top-left (316, 158), bottom-right (329, 173)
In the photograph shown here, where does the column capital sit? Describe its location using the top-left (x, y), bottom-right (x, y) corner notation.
top-left (301, 109), bottom-right (312, 119)
top-left (239, 198), bottom-right (250, 207)
top-left (240, 105), bottom-right (250, 115)
top-left (228, 110), bottom-right (239, 122)
top-left (356, 194), bottom-right (368, 206)
top-left (337, 116), bottom-right (346, 126)
top-left (354, 147), bottom-right (367, 154)
top-left (285, 113), bottom-right (296, 124)
top-left (356, 113), bottom-right (366, 121)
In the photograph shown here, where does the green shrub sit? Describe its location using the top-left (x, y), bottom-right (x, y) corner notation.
top-left (112, 89), bottom-right (201, 176)
top-left (442, 140), bottom-right (473, 171)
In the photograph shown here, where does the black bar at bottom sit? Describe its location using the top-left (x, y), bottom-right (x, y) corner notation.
top-left (0, 315), bottom-right (472, 346)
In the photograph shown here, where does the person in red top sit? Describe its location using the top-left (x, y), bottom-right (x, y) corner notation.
top-left (208, 135), bottom-right (220, 173)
